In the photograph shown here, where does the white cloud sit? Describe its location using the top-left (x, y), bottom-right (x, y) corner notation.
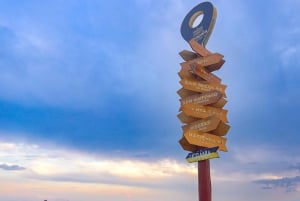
top-left (0, 137), bottom-right (300, 201)
top-left (0, 139), bottom-right (196, 185)
top-left (0, 138), bottom-right (199, 201)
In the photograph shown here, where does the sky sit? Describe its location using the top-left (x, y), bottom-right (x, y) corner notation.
top-left (0, 0), bottom-right (300, 200)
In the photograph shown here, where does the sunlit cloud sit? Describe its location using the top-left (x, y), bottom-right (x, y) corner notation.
top-left (0, 137), bottom-right (300, 201)
top-left (2, 138), bottom-right (299, 190)
top-left (0, 140), bottom-right (196, 186)
top-left (0, 139), bottom-right (199, 201)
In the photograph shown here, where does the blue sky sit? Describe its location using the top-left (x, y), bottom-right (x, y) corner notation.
top-left (0, 0), bottom-right (300, 201)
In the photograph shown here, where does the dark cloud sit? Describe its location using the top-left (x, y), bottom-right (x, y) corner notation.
top-left (0, 163), bottom-right (26, 171)
top-left (254, 176), bottom-right (300, 192)
top-left (255, 162), bottom-right (300, 193)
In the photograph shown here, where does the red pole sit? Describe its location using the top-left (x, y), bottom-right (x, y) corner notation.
top-left (198, 160), bottom-right (211, 201)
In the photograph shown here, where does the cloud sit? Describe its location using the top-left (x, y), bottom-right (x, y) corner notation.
top-left (0, 139), bottom-right (196, 190)
top-left (236, 148), bottom-right (300, 192)
top-left (0, 0), bottom-right (189, 110)
top-left (254, 176), bottom-right (300, 192)
top-left (0, 164), bottom-right (25, 171)
top-left (26, 157), bottom-right (197, 189)
top-left (0, 0), bottom-right (193, 155)
top-left (1, 139), bottom-right (299, 201)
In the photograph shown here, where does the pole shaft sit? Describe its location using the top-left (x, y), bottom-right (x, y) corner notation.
top-left (198, 160), bottom-right (211, 201)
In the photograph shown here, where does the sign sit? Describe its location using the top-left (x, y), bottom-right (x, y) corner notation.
top-left (177, 112), bottom-right (198, 124)
top-left (180, 78), bottom-right (226, 95)
top-left (181, 103), bottom-right (228, 123)
top-left (180, 2), bottom-right (217, 46)
top-left (189, 39), bottom-right (225, 72)
top-left (179, 137), bottom-right (199, 152)
top-left (179, 50), bottom-right (198, 61)
top-left (179, 61), bottom-right (221, 83)
top-left (210, 120), bottom-right (230, 136)
top-left (186, 147), bottom-right (219, 163)
top-left (182, 116), bottom-right (219, 132)
top-left (206, 59), bottom-right (225, 72)
top-left (182, 116), bottom-right (230, 136)
top-left (184, 130), bottom-right (227, 152)
top-left (191, 64), bottom-right (221, 83)
top-left (210, 97), bottom-right (227, 108)
top-left (189, 39), bottom-right (211, 56)
top-left (180, 90), bottom-right (222, 106)
top-left (178, 63), bottom-right (194, 79)
top-left (179, 3), bottom-right (226, 201)
top-left (177, 88), bottom-right (197, 98)
top-left (182, 53), bottom-right (223, 68)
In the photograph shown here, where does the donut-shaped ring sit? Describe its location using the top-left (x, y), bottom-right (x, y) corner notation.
top-left (181, 2), bottom-right (216, 46)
